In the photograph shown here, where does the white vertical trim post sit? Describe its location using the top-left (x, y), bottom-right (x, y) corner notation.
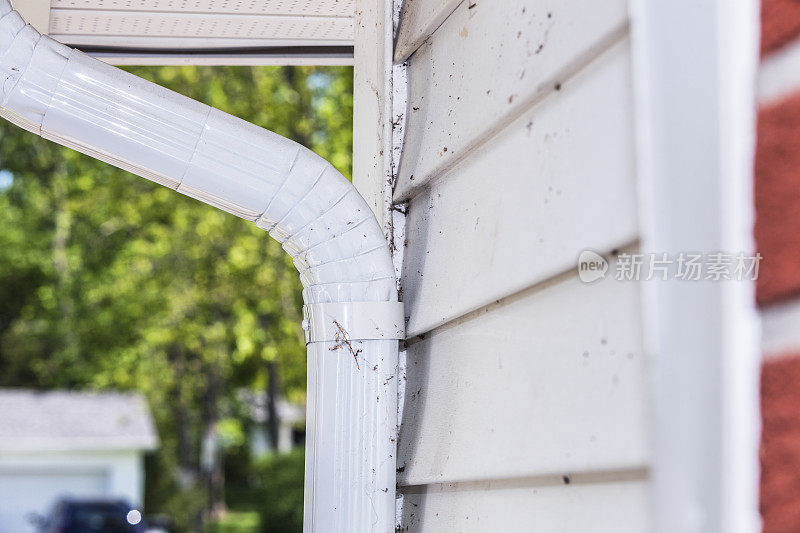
top-left (350, 2), bottom-right (399, 531)
top-left (630, 1), bottom-right (761, 532)
top-left (353, 0), bottom-right (394, 230)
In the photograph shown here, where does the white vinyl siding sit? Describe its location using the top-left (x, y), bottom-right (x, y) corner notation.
top-left (401, 39), bottom-right (637, 336)
top-left (393, 0), bottom-right (628, 201)
top-left (399, 272), bottom-right (648, 485)
top-left (400, 477), bottom-right (649, 532)
top-left (391, 0), bottom-right (649, 530)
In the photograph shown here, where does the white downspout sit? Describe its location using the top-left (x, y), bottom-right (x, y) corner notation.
top-left (0, 3), bottom-right (402, 531)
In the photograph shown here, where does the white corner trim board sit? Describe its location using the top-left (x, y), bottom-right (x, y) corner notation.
top-left (0, 2), bottom-right (402, 531)
top-left (630, 0), bottom-right (760, 532)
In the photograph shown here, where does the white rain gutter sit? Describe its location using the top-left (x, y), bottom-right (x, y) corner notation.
top-left (0, 2), bottom-right (402, 531)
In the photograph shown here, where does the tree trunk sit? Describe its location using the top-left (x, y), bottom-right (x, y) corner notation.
top-left (51, 169), bottom-right (79, 379)
top-left (265, 361), bottom-right (281, 452)
top-left (169, 346), bottom-right (196, 488)
top-left (202, 361), bottom-right (226, 519)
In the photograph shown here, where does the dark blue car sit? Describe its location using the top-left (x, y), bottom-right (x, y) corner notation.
top-left (34, 499), bottom-right (151, 533)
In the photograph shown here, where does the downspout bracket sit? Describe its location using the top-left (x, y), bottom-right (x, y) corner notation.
top-left (302, 301), bottom-right (405, 345)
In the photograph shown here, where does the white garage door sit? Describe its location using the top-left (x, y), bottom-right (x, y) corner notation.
top-left (0, 469), bottom-right (108, 533)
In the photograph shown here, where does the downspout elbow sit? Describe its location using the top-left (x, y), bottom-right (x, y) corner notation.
top-left (0, 4), bottom-right (398, 303)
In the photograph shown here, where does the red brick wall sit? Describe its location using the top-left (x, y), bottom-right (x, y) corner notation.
top-left (755, 93), bottom-right (800, 306)
top-left (762, 0), bottom-right (800, 56)
top-left (761, 356), bottom-right (800, 531)
top-left (758, 2), bottom-right (800, 532)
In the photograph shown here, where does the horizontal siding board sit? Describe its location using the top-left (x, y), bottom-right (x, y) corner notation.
top-left (394, 0), bottom-right (628, 201)
top-left (402, 40), bottom-right (637, 336)
top-left (394, 0), bottom-right (463, 63)
top-left (397, 274), bottom-right (649, 486)
top-left (399, 478), bottom-right (650, 532)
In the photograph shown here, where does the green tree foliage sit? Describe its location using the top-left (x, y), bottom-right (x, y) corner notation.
top-left (0, 65), bottom-right (353, 530)
top-left (252, 448), bottom-right (305, 533)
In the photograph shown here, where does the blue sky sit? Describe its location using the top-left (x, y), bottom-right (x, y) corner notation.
top-left (0, 169), bottom-right (12, 191)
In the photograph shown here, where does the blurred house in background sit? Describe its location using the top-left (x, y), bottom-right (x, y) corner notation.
top-left (239, 391), bottom-right (304, 457)
top-left (0, 390), bottom-right (158, 532)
